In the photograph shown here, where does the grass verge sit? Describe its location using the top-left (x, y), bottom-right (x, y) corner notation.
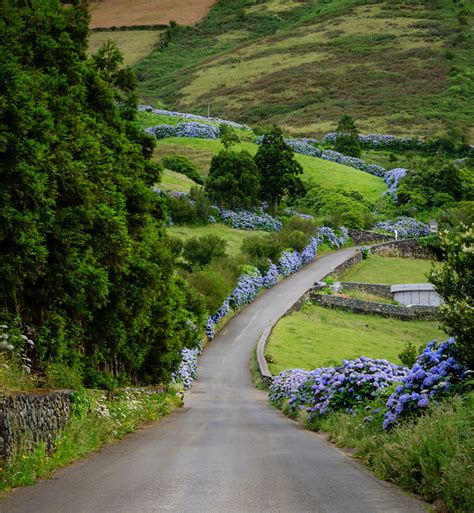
top-left (0, 387), bottom-right (182, 494)
top-left (168, 223), bottom-right (267, 258)
top-left (340, 255), bottom-right (438, 284)
top-left (265, 303), bottom-right (445, 373)
top-left (310, 392), bottom-right (474, 513)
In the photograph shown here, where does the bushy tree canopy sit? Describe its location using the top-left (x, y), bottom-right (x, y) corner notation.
top-left (429, 226), bottom-right (474, 369)
top-left (254, 127), bottom-right (305, 212)
top-left (0, 1), bottom-right (199, 387)
top-left (333, 115), bottom-right (361, 158)
top-left (206, 150), bottom-right (260, 209)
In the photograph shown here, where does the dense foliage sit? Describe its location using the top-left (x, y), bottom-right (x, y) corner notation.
top-left (254, 127), bottom-right (305, 212)
top-left (206, 150), bottom-right (261, 209)
top-left (333, 115), bottom-right (362, 158)
top-left (162, 155), bottom-right (204, 185)
top-left (429, 226), bottom-right (474, 368)
top-left (0, 1), bottom-right (198, 388)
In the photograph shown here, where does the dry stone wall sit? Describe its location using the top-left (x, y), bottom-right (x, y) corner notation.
top-left (0, 390), bottom-right (73, 463)
top-left (310, 292), bottom-right (438, 321)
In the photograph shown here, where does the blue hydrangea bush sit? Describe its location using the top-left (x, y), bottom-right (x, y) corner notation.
top-left (214, 208), bottom-right (283, 232)
top-left (271, 357), bottom-right (407, 418)
top-left (374, 216), bottom-right (430, 238)
top-left (138, 104), bottom-right (250, 130)
top-left (383, 339), bottom-right (468, 429)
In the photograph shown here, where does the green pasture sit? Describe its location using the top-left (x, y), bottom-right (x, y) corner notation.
top-left (168, 223), bottom-right (266, 258)
top-left (340, 256), bottom-right (438, 284)
top-left (154, 137), bottom-right (386, 201)
top-left (265, 303), bottom-right (445, 374)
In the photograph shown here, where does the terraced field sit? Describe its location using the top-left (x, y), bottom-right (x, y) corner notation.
top-left (89, 0), bottom-right (217, 28)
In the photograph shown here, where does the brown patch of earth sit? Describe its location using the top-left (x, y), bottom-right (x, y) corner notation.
top-left (89, 0), bottom-right (217, 28)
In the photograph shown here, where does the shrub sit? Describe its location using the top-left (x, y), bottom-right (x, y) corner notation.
top-left (183, 234), bottom-right (228, 268)
top-left (162, 155), bottom-right (204, 184)
top-left (384, 339), bottom-right (468, 429)
top-left (206, 150), bottom-right (261, 209)
top-left (333, 115), bottom-right (362, 158)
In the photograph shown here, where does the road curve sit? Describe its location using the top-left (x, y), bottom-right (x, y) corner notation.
top-left (2, 248), bottom-right (427, 513)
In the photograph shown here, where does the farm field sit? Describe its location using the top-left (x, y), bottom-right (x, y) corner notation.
top-left (134, 0), bottom-right (473, 139)
top-left (154, 137), bottom-right (387, 202)
top-left (89, 0), bottom-right (217, 28)
top-left (265, 303), bottom-right (445, 374)
top-left (340, 256), bottom-right (438, 284)
top-left (88, 30), bottom-right (162, 66)
top-left (168, 223), bottom-right (266, 258)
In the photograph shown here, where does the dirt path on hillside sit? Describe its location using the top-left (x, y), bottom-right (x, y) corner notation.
top-left (89, 0), bottom-right (216, 28)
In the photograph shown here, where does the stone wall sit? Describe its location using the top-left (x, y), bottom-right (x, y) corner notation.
top-left (349, 229), bottom-right (395, 246)
top-left (339, 282), bottom-right (393, 299)
top-left (370, 239), bottom-right (433, 259)
top-left (0, 390), bottom-right (73, 463)
top-left (310, 293), bottom-right (438, 321)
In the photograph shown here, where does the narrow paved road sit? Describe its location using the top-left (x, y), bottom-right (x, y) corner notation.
top-left (2, 248), bottom-right (427, 513)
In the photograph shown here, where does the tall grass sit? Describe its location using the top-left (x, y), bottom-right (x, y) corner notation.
top-left (314, 393), bottom-right (474, 513)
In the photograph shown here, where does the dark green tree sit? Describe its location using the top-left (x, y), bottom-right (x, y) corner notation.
top-left (429, 226), bottom-right (474, 369)
top-left (333, 115), bottom-right (362, 158)
top-left (183, 234), bottom-right (228, 268)
top-left (206, 150), bottom-right (261, 209)
top-left (254, 127), bottom-right (305, 212)
top-left (0, 0), bottom-right (198, 387)
top-left (219, 124), bottom-right (240, 150)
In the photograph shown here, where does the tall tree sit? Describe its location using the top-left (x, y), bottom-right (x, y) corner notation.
top-left (254, 127), bottom-right (305, 212)
top-left (0, 0), bottom-right (199, 387)
top-left (206, 150), bottom-right (260, 209)
top-left (429, 226), bottom-right (474, 369)
top-left (334, 115), bottom-right (362, 158)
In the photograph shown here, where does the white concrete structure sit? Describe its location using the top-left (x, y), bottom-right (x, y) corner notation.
top-left (391, 283), bottom-right (442, 306)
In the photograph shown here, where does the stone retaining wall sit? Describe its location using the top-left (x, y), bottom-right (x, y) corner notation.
top-left (349, 229), bottom-right (395, 245)
top-left (369, 239), bottom-right (433, 259)
top-left (310, 293), bottom-right (438, 320)
top-left (0, 390), bottom-right (73, 463)
top-left (339, 281), bottom-right (393, 299)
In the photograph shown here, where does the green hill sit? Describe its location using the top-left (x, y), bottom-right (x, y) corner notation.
top-left (134, 0), bottom-right (473, 141)
top-left (153, 137), bottom-right (387, 201)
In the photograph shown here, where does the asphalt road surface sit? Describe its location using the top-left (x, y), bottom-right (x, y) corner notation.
top-left (2, 248), bottom-right (427, 513)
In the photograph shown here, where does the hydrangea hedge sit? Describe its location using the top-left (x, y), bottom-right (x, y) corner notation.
top-left (269, 339), bottom-right (468, 431)
top-left (138, 104), bottom-right (250, 130)
top-left (323, 132), bottom-right (425, 152)
top-left (374, 216), bottom-right (430, 238)
top-left (383, 339), bottom-right (468, 429)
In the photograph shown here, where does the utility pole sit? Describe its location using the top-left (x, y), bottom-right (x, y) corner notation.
top-left (207, 97), bottom-right (211, 119)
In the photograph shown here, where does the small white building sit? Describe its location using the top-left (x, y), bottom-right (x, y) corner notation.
top-left (391, 284), bottom-right (442, 307)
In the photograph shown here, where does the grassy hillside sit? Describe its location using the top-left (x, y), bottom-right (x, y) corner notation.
top-left (134, 0), bottom-right (473, 140)
top-left (88, 30), bottom-right (163, 66)
top-left (169, 223), bottom-right (266, 257)
top-left (153, 137), bottom-right (387, 201)
top-left (265, 303), bottom-right (445, 373)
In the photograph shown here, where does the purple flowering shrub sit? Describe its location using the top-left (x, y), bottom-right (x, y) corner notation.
top-left (172, 346), bottom-right (201, 390)
top-left (229, 267), bottom-right (263, 309)
top-left (283, 357), bottom-right (407, 418)
top-left (262, 262), bottom-right (279, 288)
top-left (147, 122), bottom-right (220, 140)
top-left (323, 132), bottom-right (424, 152)
top-left (214, 207), bottom-right (283, 232)
top-left (374, 216), bottom-right (430, 238)
top-left (269, 369), bottom-right (311, 408)
top-left (138, 104), bottom-right (250, 130)
top-left (383, 168), bottom-right (406, 199)
top-left (383, 339), bottom-right (468, 429)
top-left (316, 226), bottom-right (348, 248)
